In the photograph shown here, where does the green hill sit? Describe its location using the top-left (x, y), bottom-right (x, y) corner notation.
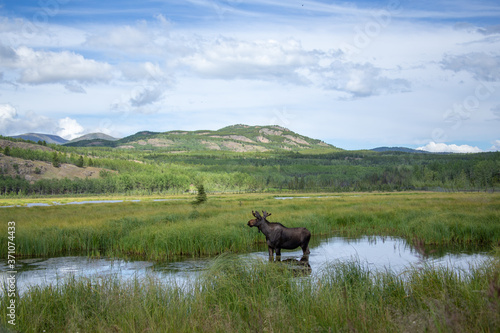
top-left (65, 125), bottom-right (340, 152)
top-left (68, 133), bottom-right (119, 143)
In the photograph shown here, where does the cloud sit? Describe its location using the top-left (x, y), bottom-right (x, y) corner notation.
top-left (0, 103), bottom-right (17, 122)
top-left (0, 44), bottom-right (114, 88)
top-left (317, 61), bottom-right (410, 97)
top-left (14, 46), bottom-right (114, 85)
top-left (129, 85), bottom-right (165, 108)
top-left (488, 140), bottom-right (500, 152)
top-left (84, 15), bottom-right (171, 57)
top-left (85, 25), bottom-right (155, 55)
top-left (0, 43), bottom-right (17, 61)
top-left (477, 24), bottom-right (500, 35)
top-left (0, 103), bottom-right (56, 135)
top-left (110, 83), bottom-right (167, 114)
top-left (492, 105), bottom-right (500, 120)
top-left (417, 142), bottom-right (483, 153)
top-left (110, 62), bottom-right (172, 113)
top-left (441, 52), bottom-right (500, 81)
top-left (57, 117), bottom-right (84, 140)
top-left (0, 104), bottom-right (84, 139)
top-left (64, 82), bottom-right (87, 93)
top-left (182, 36), bottom-right (409, 97)
top-left (183, 37), bottom-right (317, 84)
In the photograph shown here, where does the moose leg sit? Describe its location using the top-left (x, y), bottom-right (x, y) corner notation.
top-left (275, 248), bottom-right (281, 258)
top-left (302, 245), bottom-right (310, 255)
top-left (268, 247), bottom-right (274, 260)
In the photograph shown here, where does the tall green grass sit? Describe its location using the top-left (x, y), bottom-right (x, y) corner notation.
top-left (1, 192), bottom-right (499, 259)
top-left (2, 256), bottom-right (499, 332)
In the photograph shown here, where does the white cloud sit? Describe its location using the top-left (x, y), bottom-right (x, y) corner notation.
top-left (417, 142), bottom-right (483, 153)
top-left (488, 140), bottom-right (500, 152)
top-left (0, 103), bottom-right (17, 122)
top-left (57, 117), bottom-right (84, 140)
top-left (0, 103), bottom-right (56, 135)
top-left (86, 25), bottom-right (151, 52)
top-left (182, 37), bottom-right (316, 83)
top-left (181, 36), bottom-right (410, 98)
top-left (317, 61), bottom-right (410, 97)
top-left (441, 52), bottom-right (500, 81)
top-left (64, 82), bottom-right (87, 93)
top-left (14, 46), bottom-right (114, 85)
top-left (84, 15), bottom-right (171, 57)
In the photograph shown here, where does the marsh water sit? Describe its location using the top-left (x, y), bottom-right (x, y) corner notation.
top-left (1, 235), bottom-right (492, 295)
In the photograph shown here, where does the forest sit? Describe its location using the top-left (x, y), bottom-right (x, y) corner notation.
top-left (0, 135), bottom-right (499, 196)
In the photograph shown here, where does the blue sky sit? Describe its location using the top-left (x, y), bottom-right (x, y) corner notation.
top-left (0, 0), bottom-right (499, 151)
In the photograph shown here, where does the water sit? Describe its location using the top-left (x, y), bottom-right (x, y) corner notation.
top-left (1, 236), bottom-right (492, 295)
top-left (0, 195), bottom-right (340, 208)
top-left (0, 199), bottom-right (182, 208)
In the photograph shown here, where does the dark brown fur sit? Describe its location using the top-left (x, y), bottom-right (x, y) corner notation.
top-left (248, 210), bottom-right (311, 258)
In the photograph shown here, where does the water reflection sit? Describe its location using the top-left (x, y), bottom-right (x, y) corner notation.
top-left (1, 236), bottom-right (492, 295)
top-left (279, 255), bottom-right (312, 276)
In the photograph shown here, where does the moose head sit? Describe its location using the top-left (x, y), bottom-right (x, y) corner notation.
top-left (247, 210), bottom-right (271, 227)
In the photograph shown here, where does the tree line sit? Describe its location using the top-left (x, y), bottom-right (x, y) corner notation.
top-left (1, 137), bottom-right (499, 195)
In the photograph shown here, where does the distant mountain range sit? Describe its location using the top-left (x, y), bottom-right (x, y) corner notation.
top-left (10, 132), bottom-right (119, 145)
top-left (11, 133), bottom-right (69, 145)
top-left (371, 147), bottom-right (427, 153)
top-left (64, 125), bottom-right (338, 152)
top-left (7, 128), bottom-right (432, 153)
top-left (67, 133), bottom-right (119, 143)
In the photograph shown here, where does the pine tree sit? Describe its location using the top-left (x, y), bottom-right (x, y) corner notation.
top-left (52, 152), bottom-right (61, 168)
top-left (193, 184), bottom-right (207, 205)
top-left (76, 156), bottom-right (84, 168)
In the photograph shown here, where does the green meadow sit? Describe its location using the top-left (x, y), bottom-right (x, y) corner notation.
top-left (1, 192), bottom-right (499, 259)
top-left (1, 192), bottom-right (500, 332)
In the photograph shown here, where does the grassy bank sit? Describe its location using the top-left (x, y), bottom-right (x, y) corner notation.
top-left (2, 256), bottom-right (499, 332)
top-left (1, 192), bottom-right (499, 259)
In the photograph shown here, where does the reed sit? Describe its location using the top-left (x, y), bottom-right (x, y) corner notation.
top-left (1, 192), bottom-right (499, 259)
top-left (2, 256), bottom-right (499, 332)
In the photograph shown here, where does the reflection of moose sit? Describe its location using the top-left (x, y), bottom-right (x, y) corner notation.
top-left (282, 256), bottom-right (312, 275)
top-left (247, 210), bottom-right (311, 259)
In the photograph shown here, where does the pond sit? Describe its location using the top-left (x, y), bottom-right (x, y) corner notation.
top-left (1, 236), bottom-right (492, 295)
top-left (0, 199), bottom-right (183, 208)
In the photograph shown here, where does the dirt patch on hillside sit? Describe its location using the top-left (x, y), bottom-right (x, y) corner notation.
top-left (201, 140), bottom-right (221, 150)
top-left (283, 135), bottom-right (310, 146)
top-left (0, 154), bottom-right (115, 183)
top-left (221, 141), bottom-right (268, 152)
top-left (256, 136), bottom-right (270, 143)
top-left (0, 139), bottom-right (54, 152)
top-left (210, 135), bottom-right (255, 143)
top-left (131, 138), bottom-right (174, 147)
top-left (259, 128), bottom-right (283, 136)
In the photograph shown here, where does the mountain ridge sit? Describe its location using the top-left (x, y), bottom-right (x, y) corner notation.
top-left (371, 146), bottom-right (428, 154)
top-left (65, 124), bottom-right (341, 152)
top-left (68, 133), bottom-right (119, 143)
top-left (11, 133), bottom-right (68, 145)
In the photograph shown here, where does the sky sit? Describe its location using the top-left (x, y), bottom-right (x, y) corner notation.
top-left (0, 0), bottom-right (499, 152)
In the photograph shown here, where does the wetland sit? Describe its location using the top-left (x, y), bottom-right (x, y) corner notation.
top-left (1, 192), bottom-right (499, 332)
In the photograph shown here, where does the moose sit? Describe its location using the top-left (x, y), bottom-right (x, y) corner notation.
top-left (247, 210), bottom-right (311, 259)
